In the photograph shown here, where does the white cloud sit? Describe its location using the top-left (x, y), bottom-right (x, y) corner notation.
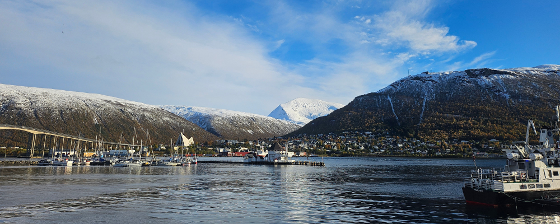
top-left (0, 0), bottom-right (320, 115)
top-left (470, 51), bottom-right (496, 66)
top-left (273, 39), bottom-right (285, 51)
top-left (446, 51), bottom-right (497, 71)
top-left (370, 11), bottom-right (476, 54)
top-left (0, 0), bottom-right (488, 116)
top-left (350, 1), bottom-right (475, 56)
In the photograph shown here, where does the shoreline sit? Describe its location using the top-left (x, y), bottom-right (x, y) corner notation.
top-left (0, 154), bottom-right (503, 166)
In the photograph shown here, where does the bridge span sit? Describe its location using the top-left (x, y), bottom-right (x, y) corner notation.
top-left (0, 124), bottom-right (143, 157)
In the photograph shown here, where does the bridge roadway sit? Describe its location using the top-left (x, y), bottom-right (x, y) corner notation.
top-left (0, 123), bottom-right (142, 150)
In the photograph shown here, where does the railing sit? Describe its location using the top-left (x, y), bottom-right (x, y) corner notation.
top-left (467, 168), bottom-right (532, 191)
top-left (470, 168), bottom-right (500, 180)
top-left (499, 171), bottom-right (528, 183)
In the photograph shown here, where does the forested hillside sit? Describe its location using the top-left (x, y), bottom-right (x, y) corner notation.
top-left (290, 65), bottom-right (560, 143)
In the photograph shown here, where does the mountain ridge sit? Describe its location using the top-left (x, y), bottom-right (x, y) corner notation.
top-left (289, 65), bottom-right (560, 142)
top-left (0, 83), bottom-right (219, 147)
top-left (162, 105), bottom-right (301, 140)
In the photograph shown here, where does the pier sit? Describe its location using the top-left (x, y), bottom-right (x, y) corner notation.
top-left (198, 160), bottom-right (325, 166)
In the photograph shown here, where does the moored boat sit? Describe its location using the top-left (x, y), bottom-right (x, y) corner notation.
top-left (90, 158), bottom-right (113, 166)
top-left (113, 159), bottom-right (143, 167)
top-left (37, 159), bottom-right (54, 166)
top-left (463, 107), bottom-right (560, 207)
top-left (244, 142), bottom-right (295, 164)
top-left (182, 156), bottom-right (197, 165)
top-left (52, 158), bottom-right (73, 166)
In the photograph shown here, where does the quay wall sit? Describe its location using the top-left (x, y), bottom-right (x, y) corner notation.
top-left (0, 160), bottom-right (38, 166)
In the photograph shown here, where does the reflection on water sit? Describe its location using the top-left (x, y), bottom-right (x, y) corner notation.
top-left (0, 157), bottom-right (559, 223)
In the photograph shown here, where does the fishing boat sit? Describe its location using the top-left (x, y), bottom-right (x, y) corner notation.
top-left (244, 142), bottom-right (295, 164)
top-left (463, 106), bottom-right (560, 207)
top-left (244, 149), bottom-right (268, 163)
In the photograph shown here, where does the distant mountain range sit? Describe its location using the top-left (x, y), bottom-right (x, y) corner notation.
top-left (290, 65), bottom-right (560, 142)
top-left (4, 64), bottom-right (559, 146)
top-left (0, 83), bottom-right (343, 146)
top-left (0, 83), bottom-right (219, 146)
top-left (268, 98), bottom-right (345, 125)
top-left (161, 106), bottom-right (301, 140)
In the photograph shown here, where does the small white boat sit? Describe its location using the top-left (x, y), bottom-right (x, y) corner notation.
top-left (113, 159), bottom-right (143, 167)
top-left (163, 160), bottom-right (182, 166)
top-left (154, 157), bottom-right (184, 166)
top-left (52, 158), bottom-right (73, 166)
top-left (181, 156), bottom-right (197, 165)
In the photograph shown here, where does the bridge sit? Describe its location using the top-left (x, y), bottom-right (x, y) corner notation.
top-left (0, 124), bottom-right (143, 157)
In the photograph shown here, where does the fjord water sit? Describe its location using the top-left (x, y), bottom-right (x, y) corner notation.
top-left (1, 157), bottom-right (559, 223)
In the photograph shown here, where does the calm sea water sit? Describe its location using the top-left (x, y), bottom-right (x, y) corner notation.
top-left (1, 157), bottom-right (559, 223)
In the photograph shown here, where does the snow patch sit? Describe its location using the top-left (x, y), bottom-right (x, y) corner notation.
top-left (268, 98), bottom-right (345, 125)
top-left (387, 95), bottom-right (400, 126)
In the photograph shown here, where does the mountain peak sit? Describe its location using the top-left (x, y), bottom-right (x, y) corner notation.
top-left (162, 105), bottom-right (300, 140)
top-left (268, 98), bottom-right (345, 125)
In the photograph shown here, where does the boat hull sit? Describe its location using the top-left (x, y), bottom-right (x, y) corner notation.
top-left (90, 161), bottom-right (112, 166)
top-left (462, 187), bottom-right (515, 207)
top-left (463, 186), bottom-right (560, 207)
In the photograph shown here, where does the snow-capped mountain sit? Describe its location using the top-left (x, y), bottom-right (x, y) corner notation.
top-left (268, 98), bottom-right (345, 125)
top-left (291, 65), bottom-right (560, 141)
top-left (161, 106), bottom-right (301, 140)
top-left (0, 83), bottom-right (218, 144)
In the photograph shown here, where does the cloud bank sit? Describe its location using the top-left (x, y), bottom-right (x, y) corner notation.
top-left (0, 0), bottom-right (485, 115)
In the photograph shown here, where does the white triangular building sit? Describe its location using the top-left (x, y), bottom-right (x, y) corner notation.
top-left (176, 133), bottom-right (194, 147)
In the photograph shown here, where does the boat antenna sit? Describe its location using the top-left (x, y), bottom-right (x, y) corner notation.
top-left (472, 152), bottom-right (477, 170)
top-left (555, 105), bottom-right (560, 130)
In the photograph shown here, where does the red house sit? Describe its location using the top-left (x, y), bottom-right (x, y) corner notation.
top-left (233, 152), bottom-right (250, 157)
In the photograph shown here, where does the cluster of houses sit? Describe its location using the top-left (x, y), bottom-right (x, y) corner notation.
top-left (13, 131), bottom-right (505, 158)
top-left (205, 131), bottom-right (506, 158)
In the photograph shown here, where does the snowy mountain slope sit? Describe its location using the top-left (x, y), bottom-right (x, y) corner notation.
top-left (291, 65), bottom-right (560, 141)
top-left (268, 98), bottom-right (345, 125)
top-left (0, 83), bottom-right (218, 145)
top-left (161, 106), bottom-right (301, 140)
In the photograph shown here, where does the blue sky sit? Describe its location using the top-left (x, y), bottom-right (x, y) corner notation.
top-left (0, 0), bottom-right (558, 115)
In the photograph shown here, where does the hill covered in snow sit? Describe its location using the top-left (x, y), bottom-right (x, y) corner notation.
top-left (268, 98), bottom-right (345, 125)
top-left (161, 106), bottom-right (301, 140)
top-left (290, 65), bottom-right (560, 141)
top-left (0, 83), bottom-right (218, 146)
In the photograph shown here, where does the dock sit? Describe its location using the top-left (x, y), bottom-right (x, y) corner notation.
top-left (198, 160), bottom-right (325, 166)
